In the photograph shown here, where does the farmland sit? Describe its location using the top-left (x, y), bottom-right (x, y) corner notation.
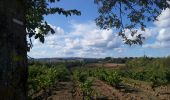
top-left (28, 57), bottom-right (170, 100)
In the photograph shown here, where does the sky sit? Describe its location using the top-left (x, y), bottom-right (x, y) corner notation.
top-left (28, 0), bottom-right (170, 58)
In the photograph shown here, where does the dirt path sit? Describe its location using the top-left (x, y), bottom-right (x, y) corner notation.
top-left (93, 79), bottom-right (160, 100)
top-left (47, 81), bottom-right (74, 100)
top-left (123, 78), bottom-right (170, 100)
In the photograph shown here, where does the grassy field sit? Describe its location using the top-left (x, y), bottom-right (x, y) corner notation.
top-left (28, 57), bottom-right (170, 100)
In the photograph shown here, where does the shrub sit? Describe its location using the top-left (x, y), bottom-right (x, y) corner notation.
top-left (28, 64), bottom-right (69, 96)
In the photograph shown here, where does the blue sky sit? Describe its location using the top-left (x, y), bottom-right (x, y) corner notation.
top-left (28, 0), bottom-right (170, 58)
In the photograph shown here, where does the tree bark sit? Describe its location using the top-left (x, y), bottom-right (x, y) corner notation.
top-left (0, 0), bottom-right (27, 99)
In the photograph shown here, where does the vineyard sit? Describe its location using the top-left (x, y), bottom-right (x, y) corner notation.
top-left (28, 63), bottom-right (70, 99)
top-left (28, 57), bottom-right (170, 100)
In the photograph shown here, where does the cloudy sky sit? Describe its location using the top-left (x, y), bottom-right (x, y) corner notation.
top-left (28, 0), bottom-right (170, 58)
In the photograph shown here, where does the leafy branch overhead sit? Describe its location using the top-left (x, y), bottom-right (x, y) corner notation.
top-left (26, 0), bottom-right (81, 49)
top-left (95, 0), bottom-right (170, 45)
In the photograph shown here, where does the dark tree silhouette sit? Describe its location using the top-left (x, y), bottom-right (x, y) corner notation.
top-left (0, 0), bottom-right (80, 99)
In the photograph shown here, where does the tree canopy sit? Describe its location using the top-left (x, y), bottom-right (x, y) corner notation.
top-left (26, 0), bottom-right (170, 47)
top-left (26, 0), bottom-right (81, 50)
top-left (95, 0), bottom-right (170, 45)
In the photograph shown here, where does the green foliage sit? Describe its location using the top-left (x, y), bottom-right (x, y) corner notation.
top-left (72, 67), bottom-right (122, 100)
top-left (72, 69), bottom-right (88, 83)
top-left (26, 0), bottom-right (81, 49)
top-left (73, 67), bottom-right (122, 87)
top-left (91, 68), bottom-right (122, 87)
top-left (28, 64), bottom-right (69, 96)
top-left (95, 0), bottom-right (170, 45)
top-left (80, 78), bottom-right (94, 100)
top-left (105, 71), bottom-right (122, 87)
top-left (120, 57), bottom-right (170, 87)
top-left (126, 57), bottom-right (151, 68)
top-left (72, 69), bottom-right (94, 100)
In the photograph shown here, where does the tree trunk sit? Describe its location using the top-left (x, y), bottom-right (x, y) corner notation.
top-left (0, 0), bottom-right (27, 99)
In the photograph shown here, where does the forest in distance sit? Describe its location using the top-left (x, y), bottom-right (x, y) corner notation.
top-left (28, 56), bottom-right (170, 100)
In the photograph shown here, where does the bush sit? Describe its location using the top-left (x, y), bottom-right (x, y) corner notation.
top-left (121, 57), bottom-right (170, 87)
top-left (80, 78), bottom-right (94, 100)
top-left (72, 68), bottom-right (94, 100)
top-left (28, 64), bottom-right (69, 96)
top-left (90, 68), bottom-right (122, 87)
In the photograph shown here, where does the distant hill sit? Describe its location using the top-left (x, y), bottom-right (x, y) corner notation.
top-left (28, 57), bottom-right (101, 63)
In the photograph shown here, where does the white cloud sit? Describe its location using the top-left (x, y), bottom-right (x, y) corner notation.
top-left (122, 27), bottom-right (154, 43)
top-left (143, 41), bottom-right (170, 48)
top-left (114, 48), bottom-right (125, 53)
top-left (157, 28), bottom-right (170, 41)
top-left (29, 8), bottom-right (170, 58)
top-left (28, 21), bottom-right (123, 58)
top-left (144, 8), bottom-right (170, 48)
top-left (154, 8), bottom-right (170, 28)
